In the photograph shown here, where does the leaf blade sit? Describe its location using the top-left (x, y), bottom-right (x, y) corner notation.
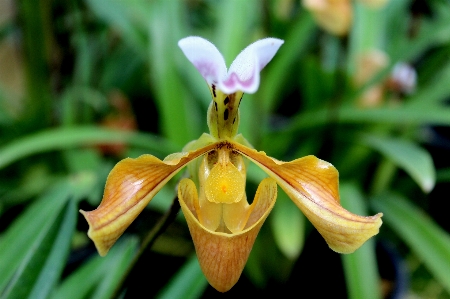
top-left (50, 238), bottom-right (138, 299)
top-left (270, 190), bottom-right (305, 259)
top-left (1, 200), bottom-right (75, 299)
top-left (156, 255), bottom-right (208, 299)
top-left (0, 182), bottom-right (71, 292)
top-left (0, 126), bottom-right (177, 170)
top-left (28, 200), bottom-right (77, 299)
top-left (361, 135), bottom-right (436, 192)
top-left (340, 183), bottom-right (381, 299)
top-left (371, 193), bottom-right (450, 294)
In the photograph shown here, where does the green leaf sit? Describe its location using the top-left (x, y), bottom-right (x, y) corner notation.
top-left (288, 105), bottom-right (450, 132)
top-left (371, 193), bottom-right (450, 294)
top-left (392, 8), bottom-right (450, 62)
top-left (156, 255), bottom-right (208, 299)
top-left (18, 0), bottom-right (53, 128)
top-left (259, 11), bottom-right (316, 113)
top-left (299, 53), bottom-right (338, 111)
top-left (90, 238), bottom-right (138, 299)
top-left (0, 126), bottom-right (177, 170)
top-left (85, 0), bottom-right (148, 56)
top-left (28, 200), bottom-right (77, 299)
top-left (270, 190), bottom-right (304, 259)
top-left (50, 238), bottom-right (138, 299)
top-left (0, 164), bottom-right (55, 208)
top-left (348, 1), bottom-right (388, 74)
top-left (0, 181), bottom-right (72, 292)
top-left (62, 148), bottom-right (103, 173)
top-left (1, 199), bottom-right (76, 299)
top-left (361, 134), bottom-right (436, 192)
top-left (0, 88), bottom-right (14, 126)
top-left (436, 167), bottom-right (450, 183)
top-left (340, 183), bottom-right (381, 299)
top-left (148, 0), bottom-right (198, 146)
top-left (50, 254), bottom-right (106, 299)
top-left (0, 174), bottom-right (98, 294)
top-left (408, 61), bottom-right (450, 107)
top-left (214, 0), bottom-right (258, 63)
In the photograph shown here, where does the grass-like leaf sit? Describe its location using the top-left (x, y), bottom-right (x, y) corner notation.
top-left (361, 134), bottom-right (435, 192)
top-left (0, 126), bottom-right (177, 170)
top-left (0, 182), bottom-right (72, 292)
top-left (156, 255), bottom-right (208, 299)
top-left (259, 11), bottom-right (315, 113)
top-left (50, 238), bottom-right (138, 299)
top-left (288, 105), bottom-right (450, 132)
top-left (408, 61), bottom-right (450, 107)
top-left (85, 0), bottom-right (148, 56)
top-left (1, 200), bottom-right (76, 299)
top-left (270, 190), bottom-right (304, 259)
top-left (340, 183), bottom-right (381, 299)
top-left (148, 1), bottom-right (199, 146)
top-left (27, 200), bottom-right (77, 299)
top-left (371, 193), bottom-right (450, 294)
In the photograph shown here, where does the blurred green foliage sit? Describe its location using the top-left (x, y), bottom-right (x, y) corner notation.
top-left (1, 0), bottom-right (450, 298)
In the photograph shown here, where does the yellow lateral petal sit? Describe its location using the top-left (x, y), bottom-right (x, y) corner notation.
top-left (222, 153), bottom-right (250, 232)
top-left (80, 142), bottom-right (217, 256)
top-left (178, 177), bottom-right (277, 292)
top-left (197, 156), bottom-right (222, 231)
top-left (222, 192), bottom-right (250, 233)
top-left (232, 141), bottom-right (382, 254)
top-left (245, 177), bottom-right (278, 229)
top-left (197, 191), bottom-right (223, 232)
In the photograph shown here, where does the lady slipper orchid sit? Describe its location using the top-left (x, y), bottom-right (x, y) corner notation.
top-left (81, 36), bottom-right (383, 292)
top-left (303, 0), bottom-right (352, 36)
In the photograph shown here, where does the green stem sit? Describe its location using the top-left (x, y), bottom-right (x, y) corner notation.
top-left (112, 196), bottom-right (181, 298)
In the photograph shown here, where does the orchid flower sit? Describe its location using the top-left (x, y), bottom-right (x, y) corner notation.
top-left (81, 36), bottom-right (382, 292)
top-left (303, 0), bottom-right (390, 36)
top-left (303, 0), bottom-right (353, 36)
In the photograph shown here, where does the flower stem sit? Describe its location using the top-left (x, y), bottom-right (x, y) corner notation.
top-left (112, 196), bottom-right (181, 298)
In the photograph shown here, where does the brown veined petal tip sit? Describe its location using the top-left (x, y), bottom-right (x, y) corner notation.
top-left (79, 209), bottom-right (112, 257)
top-left (326, 212), bottom-right (383, 254)
top-left (230, 145), bottom-right (383, 256)
top-left (79, 144), bottom-right (219, 258)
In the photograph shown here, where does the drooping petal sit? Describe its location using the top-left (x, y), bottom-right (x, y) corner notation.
top-left (197, 156), bottom-right (223, 231)
top-left (80, 142), bottom-right (217, 256)
top-left (222, 192), bottom-right (250, 233)
top-left (178, 36), bottom-right (227, 85)
top-left (232, 141), bottom-right (382, 254)
top-left (178, 177), bottom-right (277, 292)
top-left (221, 38), bottom-right (284, 94)
top-left (183, 132), bottom-right (217, 185)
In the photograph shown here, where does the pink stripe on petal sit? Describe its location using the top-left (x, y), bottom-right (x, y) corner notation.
top-left (179, 36), bottom-right (227, 85)
top-left (194, 61), bottom-right (221, 84)
top-left (227, 38), bottom-right (283, 94)
top-left (220, 72), bottom-right (259, 94)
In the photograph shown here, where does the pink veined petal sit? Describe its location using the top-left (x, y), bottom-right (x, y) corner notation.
top-left (178, 36), bottom-right (227, 85)
top-left (221, 38), bottom-right (284, 94)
